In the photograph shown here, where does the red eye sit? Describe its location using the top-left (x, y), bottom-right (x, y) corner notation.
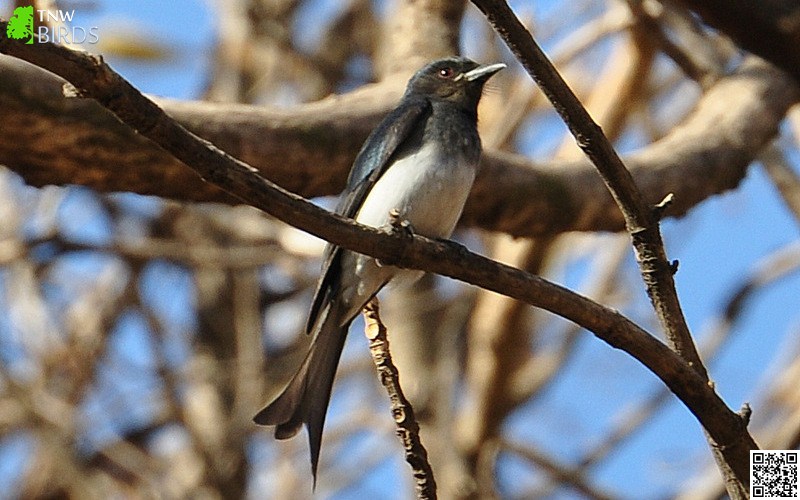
top-left (438, 67), bottom-right (455, 78)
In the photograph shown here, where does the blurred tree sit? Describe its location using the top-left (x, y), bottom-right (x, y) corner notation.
top-left (1, 0), bottom-right (799, 499)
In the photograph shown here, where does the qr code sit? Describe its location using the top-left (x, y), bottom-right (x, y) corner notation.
top-left (752, 450), bottom-right (799, 498)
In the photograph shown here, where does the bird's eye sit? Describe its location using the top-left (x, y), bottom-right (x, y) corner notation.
top-left (438, 67), bottom-right (456, 79)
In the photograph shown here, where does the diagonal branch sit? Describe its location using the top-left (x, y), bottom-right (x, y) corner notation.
top-left (467, 0), bottom-right (753, 492)
top-left (470, 0), bottom-right (702, 377)
top-left (0, 53), bottom-right (796, 237)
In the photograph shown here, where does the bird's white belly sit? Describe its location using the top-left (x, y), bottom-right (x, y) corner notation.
top-left (344, 141), bottom-right (477, 295)
top-left (354, 141), bottom-right (477, 238)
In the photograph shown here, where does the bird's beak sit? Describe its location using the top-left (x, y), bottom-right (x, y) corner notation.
top-left (463, 62), bottom-right (506, 82)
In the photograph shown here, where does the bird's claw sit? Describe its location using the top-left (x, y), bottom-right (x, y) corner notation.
top-left (374, 209), bottom-right (414, 268)
top-left (388, 209), bottom-right (415, 238)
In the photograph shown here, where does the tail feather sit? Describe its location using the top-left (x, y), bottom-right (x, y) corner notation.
top-left (253, 312), bottom-right (349, 481)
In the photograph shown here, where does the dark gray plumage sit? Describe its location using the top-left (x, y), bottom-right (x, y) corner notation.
top-left (253, 57), bottom-right (505, 481)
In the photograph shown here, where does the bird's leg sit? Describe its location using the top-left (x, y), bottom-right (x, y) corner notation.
top-left (374, 209), bottom-right (415, 269)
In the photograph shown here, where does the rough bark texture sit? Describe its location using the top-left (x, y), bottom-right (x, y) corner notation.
top-left (0, 55), bottom-right (796, 237)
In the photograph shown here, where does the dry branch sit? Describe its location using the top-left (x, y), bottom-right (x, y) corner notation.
top-left (468, 0), bottom-right (758, 492)
top-left (363, 299), bottom-right (436, 500)
top-left (0, 52), bottom-right (796, 237)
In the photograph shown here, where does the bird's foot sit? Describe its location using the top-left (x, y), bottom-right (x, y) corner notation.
top-left (387, 209), bottom-right (415, 238)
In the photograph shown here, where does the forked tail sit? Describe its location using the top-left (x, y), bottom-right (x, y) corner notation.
top-left (253, 314), bottom-right (348, 483)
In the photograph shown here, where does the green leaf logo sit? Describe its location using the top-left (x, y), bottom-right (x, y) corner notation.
top-left (7, 5), bottom-right (35, 44)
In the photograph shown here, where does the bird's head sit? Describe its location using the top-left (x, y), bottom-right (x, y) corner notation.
top-left (405, 57), bottom-right (505, 110)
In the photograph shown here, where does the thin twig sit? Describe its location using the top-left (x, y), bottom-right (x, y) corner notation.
top-left (362, 299), bottom-right (436, 500)
top-left (760, 144), bottom-right (800, 228)
top-left (503, 439), bottom-right (618, 500)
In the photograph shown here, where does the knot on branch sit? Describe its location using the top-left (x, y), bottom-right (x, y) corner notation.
top-left (739, 402), bottom-right (752, 426)
top-left (652, 193), bottom-right (675, 221)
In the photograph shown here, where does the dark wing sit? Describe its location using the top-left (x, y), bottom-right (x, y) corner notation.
top-left (337, 95), bottom-right (431, 218)
top-left (305, 96), bottom-right (432, 333)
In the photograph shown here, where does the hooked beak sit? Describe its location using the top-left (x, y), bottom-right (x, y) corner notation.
top-left (463, 62), bottom-right (506, 82)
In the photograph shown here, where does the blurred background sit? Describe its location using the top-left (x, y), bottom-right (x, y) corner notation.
top-left (1, 0), bottom-right (799, 498)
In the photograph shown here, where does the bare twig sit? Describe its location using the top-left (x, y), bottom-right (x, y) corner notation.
top-left (760, 144), bottom-right (800, 228)
top-left (467, 0), bottom-right (755, 491)
top-left (362, 299), bottom-right (436, 500)
top-left (504, 439), bottom-right (619, 500)
top-left (626, 0), bottom-right (726, 88)
top-left (459, 28), bottom-right (652, 493)
top-left (469, 0), bottom-right (703, 375)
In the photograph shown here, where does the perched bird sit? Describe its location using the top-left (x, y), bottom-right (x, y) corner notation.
top-left (253, 57), bottom-right (505, 479)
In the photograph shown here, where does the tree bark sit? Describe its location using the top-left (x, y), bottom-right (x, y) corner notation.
top-left (0, 55), bottom-right (796, 237)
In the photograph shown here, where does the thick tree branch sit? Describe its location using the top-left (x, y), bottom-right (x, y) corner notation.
top-left (0, 24), bottom-right (757, 491)
top-left (0, 53), bottom-right (796, 237)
